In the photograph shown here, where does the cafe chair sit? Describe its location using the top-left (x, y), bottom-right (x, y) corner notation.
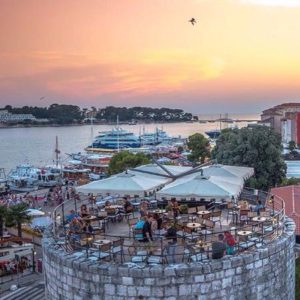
top-left (110, 238), bottom-right (124, 262)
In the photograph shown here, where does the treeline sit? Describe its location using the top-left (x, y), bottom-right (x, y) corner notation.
top-left (96, 106), bottom-right (193, 122)
top-left (2, 104), bottom-right (193, 124)
top-left (3, 104), bottom-right (83, 124)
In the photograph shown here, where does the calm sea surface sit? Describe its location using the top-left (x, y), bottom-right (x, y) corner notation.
top-left (0, 113), bottom-right (259, 173)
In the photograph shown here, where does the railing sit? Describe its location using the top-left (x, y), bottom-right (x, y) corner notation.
top-left (48, 187), bottom-right (287, 264)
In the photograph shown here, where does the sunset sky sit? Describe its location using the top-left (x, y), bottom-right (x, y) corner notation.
top-left (1, 0), bottom-right (300, 113)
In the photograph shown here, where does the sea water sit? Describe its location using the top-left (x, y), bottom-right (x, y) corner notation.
top-left (0, 113), bottom-right (259, 173)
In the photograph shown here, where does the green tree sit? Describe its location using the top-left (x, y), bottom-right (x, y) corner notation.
top-left (108, 151), bottom-right (150, 175)
top-left (280, 177), bottom-right (300, 186)
top-left (288, 140), bottom-right (296, 153)
top-left (6, 203), bottom-right (32, 238)
top-left (0, 205), bottom-right (8, 237)
top-left (187, 133), bottom-right (210, 163)
top-left (211, 127), bottom-right (286, 190)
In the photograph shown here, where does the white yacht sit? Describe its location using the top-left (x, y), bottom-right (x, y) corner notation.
top-left (89, 127), bottom-right (141, 150)
top-left (140, 128), bottom-right (180, 145)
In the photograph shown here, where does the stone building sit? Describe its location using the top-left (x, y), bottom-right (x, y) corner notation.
top-left (261, 103), bottom-right (300, 142)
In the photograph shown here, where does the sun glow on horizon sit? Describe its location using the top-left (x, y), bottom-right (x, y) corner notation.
top-left (0, 0), bottom-right (300, 113)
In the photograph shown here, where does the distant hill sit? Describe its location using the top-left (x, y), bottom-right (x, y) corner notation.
top-left (1, 104), bottom-right (193, 125)
top-left (96, 106), bottom-right (193, 122)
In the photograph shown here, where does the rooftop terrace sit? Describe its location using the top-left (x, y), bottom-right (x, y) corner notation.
top-left (49, 187), bottom-right (287, 265)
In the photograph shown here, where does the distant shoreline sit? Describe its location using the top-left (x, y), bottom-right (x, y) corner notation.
top-left (0, 120), bottom-right (198, 129)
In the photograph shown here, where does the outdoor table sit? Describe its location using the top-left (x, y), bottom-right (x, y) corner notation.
top-left (197, 210), bottom-right (210, 216)
top-left (81, 236), bottom-right (94, 246)
top-left (252, 216), bottom-right (267, 222)
top-left (186, 223), bottom-right (201, 229)
top-left (252, 216), bottom-right (269, 237)
top-left (194, 240), bottom-right (211, 250)
top-left (93, 239), bottom-right (111, 245)
top-left (237, 230), bottom-right (252, 236)
top-left (92, 239), bottom-right (111, 260)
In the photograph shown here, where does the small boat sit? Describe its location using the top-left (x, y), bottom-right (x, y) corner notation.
top-left (204, 129), bottom-right (221, 139)
top-left (8, 164), bottom-right (39, 192)
top-left (0, 168), bottom-right (8, 195)
top-left (66, 152), bottom-right (111, 178)
top-left (128, 120), bottom-right (137, 125)
top-left (36, 165), bottom-right (64, 187)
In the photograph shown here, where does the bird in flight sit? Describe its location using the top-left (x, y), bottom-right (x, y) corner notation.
top-left (189, 18), bottom-right (196, 26)
top-left (40, 96), bottom-right (46, 101)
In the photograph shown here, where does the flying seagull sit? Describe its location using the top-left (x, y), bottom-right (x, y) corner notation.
top-left (40, 96), bottom-right (46, 101)
top-left (189, 18), bottom-right (196, 26)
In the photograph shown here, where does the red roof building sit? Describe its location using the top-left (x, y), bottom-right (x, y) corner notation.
top-left (271, 185), bottom-right (300, 235)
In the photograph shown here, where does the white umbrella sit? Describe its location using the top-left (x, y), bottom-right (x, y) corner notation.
top-left (157, 173), bottom-right (243, 201)
top-left (76, 171), bottom-right (168, 197)
top-left (26, 209), bottom-right (45, 217)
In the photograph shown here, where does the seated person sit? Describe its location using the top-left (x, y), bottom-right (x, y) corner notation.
top-left (69, 218), bottom-right (83, 242)
top-left (82, 221), bottom-right (93, 234)
top-left (139, 200), bottom-right (148, 217)
top-left (142, 215), bottom-right (153, 243)
top-left (133, 218), bottom-right (145, 240)
top-left (224, 231), bottom-right (235, 255)
top-left (105, 200), bottom-right (112, 207)
top-left (123, 197), bottom-right (133, 213)
top-left (212, 234), bottom-right (226, 259)
top-left (170, 198), bottom-right (179, 218)
top-left (80, 204), bottom-right (89, 218)
top-left (66, 210), bottom-right (79, 223)
top-left (253, 200), bottom-right (264, 215)
top-left (149, 214), bottom-right (158, 233)
top-left (240, 200), bottom-right (249, 210)
top-left (153, 213), bottom-right (163, 230)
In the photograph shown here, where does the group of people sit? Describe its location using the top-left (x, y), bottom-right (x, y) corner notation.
top-left (44, 185), bottom-right (78, 207)
top-left (212, 231), bottom-right (236, 259)
top-left (133, 213), bottom-right (178, 262)
top-left (134, 214), bottom-right (164, 242)
top-left (0, 192), bottom-right (35, 207)
top-left (0, 257), bottom-right (29, 276)
top-left (67, 204), bottom-right (95, 241)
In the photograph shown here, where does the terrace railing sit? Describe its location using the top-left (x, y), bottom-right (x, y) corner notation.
top-left (50, 187), bottom-right (286, 264)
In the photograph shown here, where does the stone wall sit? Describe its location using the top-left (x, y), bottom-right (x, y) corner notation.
top-left (43, 219), bottom-right (295, 300)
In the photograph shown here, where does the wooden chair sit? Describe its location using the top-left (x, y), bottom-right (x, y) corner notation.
top-left (239, 209), bottom-right (250, 224)
top-left (201, 219), bottom-right (215, 239)
top-left (247, 211), bottom-right (257, 224)
top-left (197, 206), bottom-right (206, 212)
top-left (91, 242), bottom-right (111, 261)
top-left (210, 210), bottom-right (222, 228)
top-left (226, 202), bottom-right (239, 224)
top-left (188, 207), bottom-right (197, 221)
top-left (183, 226), bottom-right (199, 242)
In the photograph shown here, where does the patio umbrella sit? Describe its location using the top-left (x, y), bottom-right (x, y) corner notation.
top-left (26, 209), bottom-right (45, 216)
top-left (76, 171), bottom-right (168, 197)
top-left (157, 173), bottom-right (243, 201)
top-left (202, 164), bottom-right (254, 181)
